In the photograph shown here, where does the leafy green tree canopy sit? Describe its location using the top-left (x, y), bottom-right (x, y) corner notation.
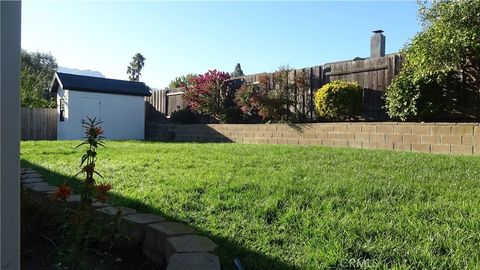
top-left (21, 49), bottom-right (58, 108)
top-left (168, 73), bottom-right (196, 89)
top-left (410, 0), bottom-right (480, 84)
top-left (127, 53), bottom-right (146, 81)
top-left (386, 0), bottom-right (480, 120)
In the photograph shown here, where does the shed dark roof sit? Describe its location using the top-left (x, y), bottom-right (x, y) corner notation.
top-left (50, 72), bottom-right (151, 96)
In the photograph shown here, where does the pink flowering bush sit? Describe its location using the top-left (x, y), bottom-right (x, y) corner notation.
top-left (182, 70), bottom-right (235, 121)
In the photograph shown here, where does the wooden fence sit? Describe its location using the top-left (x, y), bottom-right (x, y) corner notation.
top-left (146, 53), bottom-right (403, 122)
top-left (325, 54), bottom-right (402, 119)
top-left (21, 108), bottom-right (57, 140)
top-left (241, 54), bottom-right (403, 120)
top-left (145, 88), bottom-right (187, 122)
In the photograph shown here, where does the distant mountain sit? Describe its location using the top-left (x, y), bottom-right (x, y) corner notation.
top-left (57, 66), bottom-right (105, 78)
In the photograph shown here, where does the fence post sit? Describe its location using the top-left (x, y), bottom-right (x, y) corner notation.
top-left (165, 89), bottom-right (169, 115)
top-left (0, 1), bottom-right (21, 268)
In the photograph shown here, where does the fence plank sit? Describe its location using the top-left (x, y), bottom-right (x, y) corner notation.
top-left (21, 107), bottom-right (57, 140)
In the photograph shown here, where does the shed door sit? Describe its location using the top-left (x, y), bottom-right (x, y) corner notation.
top-left (81, 97), bottom-right (101, 127)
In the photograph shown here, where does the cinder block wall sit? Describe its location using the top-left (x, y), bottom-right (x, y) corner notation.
top-left (146, 123), bottom-right (480, 155)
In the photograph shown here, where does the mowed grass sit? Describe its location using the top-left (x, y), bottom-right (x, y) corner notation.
top-left (21, 141), bottom-right (480, 269)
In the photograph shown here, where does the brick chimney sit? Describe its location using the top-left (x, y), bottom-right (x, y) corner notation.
top-left (370, 30), bottom-right (385, 58)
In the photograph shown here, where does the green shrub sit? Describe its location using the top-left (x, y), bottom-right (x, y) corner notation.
top-left (386, 0), bottom-right (480, 120)
top-left (385, 67), bottom-right (444, 121)
top-left (314, 80), bottom-right (363, 120)
top-left (170, 109), bottom-right (197, 124)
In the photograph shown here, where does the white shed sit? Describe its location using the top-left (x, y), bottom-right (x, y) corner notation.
top-left (50, 72), bottom-right (151, 140)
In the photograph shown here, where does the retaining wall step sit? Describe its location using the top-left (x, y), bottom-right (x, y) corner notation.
top-left (94, 206), bottom-right (138, 231)
top-left (120, 213), bottom-right (166, 243)
top-left (96, 206), bottom-right (137, 216)
top-left (52, 195), bottom-right (109, 209)
top-left (24, 182), bottom-right (56, 193)
top-left (21, 173), bottom-right (42, 179)
top-left (22, 177), bottom-right (44, 184)
top-left (166, 252), bottom-right (220, 270)
top-left (63, 194), bottom-right (82, 207)
top-left (44, 189), bottom-right (57, 195)
top-left (91, 201), bottom-right (111, 209)
top-left (22, 168), bottom-right (37, 174)
top-left (66, 194), bottom-right (81, 203)
top-left (143, 222), bottom-right (196, 262)
top-left (166, 235), bottom-right (218, 261)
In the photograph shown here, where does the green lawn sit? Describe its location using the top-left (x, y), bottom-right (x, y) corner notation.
top-left (21, 141), bottom-right (480, 269)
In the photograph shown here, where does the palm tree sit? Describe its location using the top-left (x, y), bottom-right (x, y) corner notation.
top-left (127, 53), bottom-right (146, 81)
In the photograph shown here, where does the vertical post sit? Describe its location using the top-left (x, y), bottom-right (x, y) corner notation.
top-left (292, 69), bottom-right (297, 118)
top-left (309, 67), bottom-right (314, 120)
top-left (0, 1), bottom-right (21, 269)
top-left (165, 89), bottom-right (169, 116)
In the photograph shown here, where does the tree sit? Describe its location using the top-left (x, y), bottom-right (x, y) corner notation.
top-left (232, 63), bottom-right (245, 77)
top-left (410, 0), bottom-right (480, 85)
top-left (182, 70), bottom-right (233, 120)
top-left (21, 49), bottom-right (58, 108)
top-left (386, 0), bottom-right (480, 120)
top-left (168, 73), bottom-right (196, 89)
top-left (127, 53), bottom-right (146, 81)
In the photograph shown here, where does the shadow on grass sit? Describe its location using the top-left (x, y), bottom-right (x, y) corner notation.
top-left (21, 159), bottom-right (299, 270)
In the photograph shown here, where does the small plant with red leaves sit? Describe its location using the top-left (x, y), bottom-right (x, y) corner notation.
top-left (54, 118), bottom-right (116, 268)
top-left (74, 117), bottom-right (107, 203)
top-left (53, 182), bottom-right (73, 201)
top-left (234, 73), bottom-right (289, 122)
top-left (95, 183), bottom-right (112, 203)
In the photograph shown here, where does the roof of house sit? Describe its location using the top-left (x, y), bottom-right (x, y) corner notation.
top-left (50, 72), bottom-right (151, 97)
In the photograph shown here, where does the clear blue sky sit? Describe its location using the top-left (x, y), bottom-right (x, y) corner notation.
top-left (22, 1), bottom-right (421, 88)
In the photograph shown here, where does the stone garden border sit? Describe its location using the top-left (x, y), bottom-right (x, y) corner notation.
top-left (20, 167), bottom-right (221, 270)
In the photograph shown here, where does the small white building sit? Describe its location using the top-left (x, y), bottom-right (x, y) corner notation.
top-left (50, 72), bottom-right (151, 140)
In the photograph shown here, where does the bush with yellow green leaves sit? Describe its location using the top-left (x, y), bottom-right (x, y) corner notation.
top-left (314, 80), bottom-right (363, 120)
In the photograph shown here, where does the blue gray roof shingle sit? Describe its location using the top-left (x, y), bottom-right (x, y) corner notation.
top-left (50, 72), bottom-right (151, 96)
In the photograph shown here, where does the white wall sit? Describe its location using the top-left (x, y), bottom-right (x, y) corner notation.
top-left (1, 1), bottom-right (21, 268)
top-left (57, 86), bottom-right (145, 140)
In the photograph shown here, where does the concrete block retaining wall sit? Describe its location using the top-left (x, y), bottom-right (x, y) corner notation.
top-left (21, 168), bottom-right (220, 270)
top-left (146, 122), bottom-right (480, 155)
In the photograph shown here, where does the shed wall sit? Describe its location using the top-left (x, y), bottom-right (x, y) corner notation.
top-left (57, 86), bottom-right (145, 140)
